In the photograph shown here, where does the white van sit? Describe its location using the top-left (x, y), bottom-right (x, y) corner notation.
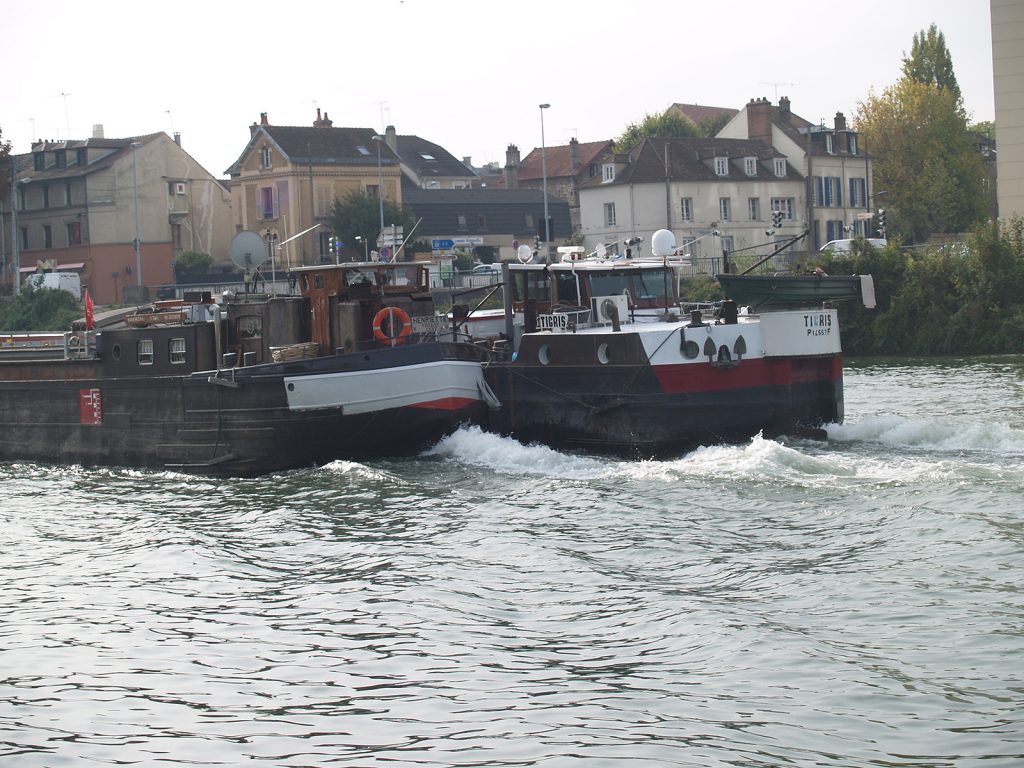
top-left (820, 238), bottom-right (887, 253)
top-left (25, 272), bottom-right (82, 299)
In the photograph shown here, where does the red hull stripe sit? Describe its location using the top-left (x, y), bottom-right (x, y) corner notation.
top-left (408, 396), bottom-right (479, 411)
top-left (653, 357), bottom-right (842, 394)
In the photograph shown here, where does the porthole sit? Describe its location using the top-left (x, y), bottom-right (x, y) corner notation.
top-left (287, 382), bottom-right (295, 391)
top-left (682, 339), bottom-right (700, 359)
top-left (539, 344), bottom-right (551, 365)
top-left (111, 343), bottom-right (122, 361)
top-left (597, 343), bottom-right (610, 365)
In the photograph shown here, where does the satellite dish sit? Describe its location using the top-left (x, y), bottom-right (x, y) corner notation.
top-left (229, 231), bottom-right (269, 271)
top-left (651, 229), bottom-right (677, 258)
top-left (516, 244), bottom-right (533, 263)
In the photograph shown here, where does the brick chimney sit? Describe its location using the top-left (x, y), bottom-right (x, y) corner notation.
top-left (313, 108), bottom-right (333, 127)
top-left (746, 97), bottom-right (773, 146)
top-left (385, 125), bottom-right (397, 152)
top-left (834, 112), bottom-right (847, 133)
top-left (261, 112), bottom-right (269, 126)
top-left (570, 137), bottom-right (580, 169)
top-left (504, 143), bottom-right (521, 189)
top-left (778, 96), bottom-right (791, 124)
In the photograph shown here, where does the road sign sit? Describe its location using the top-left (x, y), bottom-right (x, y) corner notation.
top-left (432, 239), bottom-right (454, 249)
top-left (856, 212), bottom-right (874, 220)
top-left (453, 236), bottom-right (483, 246)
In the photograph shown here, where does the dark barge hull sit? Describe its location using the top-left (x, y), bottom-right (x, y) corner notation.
top-left (484, 341), bottom-right (842, 457)
top-left (0, 342), bottom-right (487, 476)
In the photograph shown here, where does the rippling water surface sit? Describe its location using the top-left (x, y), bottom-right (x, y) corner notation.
top-left (2, 356), bottom-right (1023, 767)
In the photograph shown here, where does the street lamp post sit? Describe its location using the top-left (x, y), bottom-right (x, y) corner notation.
top-left (371, 135), bottom-right (385, 234)
top-left (539, 103), bottom-right (550, 263)
top-left (131, 141), bottom-right (142, 291)
top-left (355, 235), bottom-right (368, 261)
top-left (10, 162), bottom-right (22, 296)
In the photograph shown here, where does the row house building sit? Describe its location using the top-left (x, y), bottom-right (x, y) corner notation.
top-left (2, 130), bottom-right (233, 304)
top-left (717, 97), bottom-right (874, 247)
top-left (578, 135), bottom-right (805, 268)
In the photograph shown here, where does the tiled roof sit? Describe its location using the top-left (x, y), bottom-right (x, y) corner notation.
top-left (519, 140), bottom-right (614, 181)
top-left (580, 136), bottom-right (802, 188)
top-left (669, 103), bottom-right (739, 126)
top-left (395, 135), bottom-right (476, 180)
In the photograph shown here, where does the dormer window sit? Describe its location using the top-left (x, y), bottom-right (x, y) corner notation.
top-left (261, 146), bottom-right (271, 168)
top-left (744, 157), bottom-right (757, 176)
top-left (33, 152), bottom-right (45, 171)
top-left (714, 157), bottom-right (728, 176)
top-left (848, 134), bottom-right (858, 155)
top-left (602, 163), bottom-right (616, 183)
top-left (774, 158), bottom-right (786, 178)
top-left (825, 133), bottom-right (834, 154)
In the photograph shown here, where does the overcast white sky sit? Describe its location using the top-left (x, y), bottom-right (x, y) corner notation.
top-left (3, 0), bottom-right (995, 178)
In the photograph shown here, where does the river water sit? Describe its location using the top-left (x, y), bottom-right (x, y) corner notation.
top-left (2, 357), bottom-right (1022, 767)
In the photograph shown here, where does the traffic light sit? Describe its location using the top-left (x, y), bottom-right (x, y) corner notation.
top-left (877, 208), bottom-right (886, 231)
top-left (771, 209), bottom-right (783, 229)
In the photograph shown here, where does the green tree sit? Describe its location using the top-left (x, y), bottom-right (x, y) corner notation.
top-left (902, 23), bottom-right (961, 103)
top-left (855, 78), bottom-right (984, 243)
top-left (328, 191), bottom-right (417, 260)
top-left (698, 112), bottom-right (733, 138)
top-left (0, 283), bottom-right (82, 331)
top-left (615, 110), bottom-right (700, 152)
top-left (174, 250), bottom-right (214, 278)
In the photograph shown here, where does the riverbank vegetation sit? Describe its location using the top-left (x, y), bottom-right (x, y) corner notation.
top-left (819, 218), bottom-right (1024, 355)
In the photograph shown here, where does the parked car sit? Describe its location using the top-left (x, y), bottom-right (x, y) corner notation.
top-left (820, 238), bottom-right (887, 253)
top-left (472, 263), bottom-right (502, 273)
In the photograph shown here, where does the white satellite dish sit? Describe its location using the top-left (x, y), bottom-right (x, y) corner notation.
top-left (516, 244), bottom-right (533, 263)
top-left (650, 229), bottom-right (677, 258)
top-left (229, 231), bottom-right (269, 271)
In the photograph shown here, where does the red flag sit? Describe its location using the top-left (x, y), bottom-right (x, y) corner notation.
top-left (85, 290), bottom-right (94, 331)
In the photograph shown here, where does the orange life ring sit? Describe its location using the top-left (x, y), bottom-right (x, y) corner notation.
top-left (372, 306), bottom-right (412, 345)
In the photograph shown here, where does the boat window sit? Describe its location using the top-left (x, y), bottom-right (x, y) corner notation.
top-left (630, 270), bottom-right (672, 302)
top-left (512, 272), bottom-right (551, 303)
top-left (590, 272), bottom-right (632, 298)
top-left (137, 339), bottom-right (154, 366)
top-left (554, 272), bottom-right (583, 306)
top-left (237, 315), bottom-right (262, 339)
top-left (169, 337), bottom-right (186, 365)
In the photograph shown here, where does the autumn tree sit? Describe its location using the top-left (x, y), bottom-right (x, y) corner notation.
top-left (615, 110), bottom-right (701, 152)
top-left (902, 23), bottom-right (961, 103)
top-left (854, 26), bottom-right (985, 243)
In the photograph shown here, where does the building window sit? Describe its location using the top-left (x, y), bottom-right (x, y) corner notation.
top-left (525, 213), bottom-right (534, 229)
top-left (770, 197), bottom-right (795, 219)
top-left (848, 177), bottom-right (867, 207)
top-left (169, 337), bottom-right (187, 365)
top-left (137, 339), bottom-right (154, 366)
top-left (172, 222), bottom-right (182, 248)
top-left (42, 185), bottom-right (50, 208)
top-left (76, 148), bottom-right (87, 166)
top-left (477, 214), bottom-right (487, 229)
top-left (680, 236), bottom-right (698, 258)
top-left (258, 186), bottom-right (278, 219)
top-left (67, 221), bottom-right (81, 245)
top-left (815, 177), bottom-right (843, 207)
top-left (589, 163), bottom-right (599, 178)
top-left (744, 157), bottom-right (757, 176)
top-left (681, 197), bottom-right (693, 222)
top-left (721, 235), bottom-right (735, 254)
top-left (774, 158), bottom-right (786, 177)
top-left (602, 164), bottom-right (616, 183)
top-left (43, 225), bottom-right (52, 248)
top-left (604, 202), bottom-right (617, 227)
top-left (261, 146), bottom-right (271, 168)
top-left (714, 157), bottom-right (728, 176)
top-left (33, 153), bottom-right (45, 171)
top-left (848, 135), bottom-right (858, 155)
top-left (748, 197), bottom-right (761, 221)
top-left (825, 133), bottom-right (834, 154)
top-left (65, 182), bottom-right (73, 205)
top-left (55, 150), bottom-right (67, 169)
top-left (825, 220), bottom-right (846, 241)
top-left (457, 213), bottom-right (467, 230)
top-left (719, 197), bottom-right (731, 221)
top-left (19, 227), bottom-right (28, 250)
top-left (366, 184), bottom-right (379, 199)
